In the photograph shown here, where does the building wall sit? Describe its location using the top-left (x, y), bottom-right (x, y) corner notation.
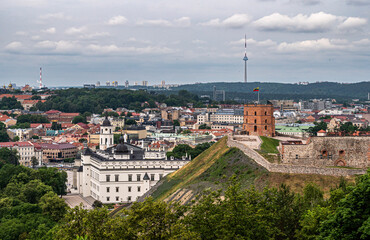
top-left (243, 104), bottom-right (275, 137)
top-left (280, 137), bottom-right (370, 168)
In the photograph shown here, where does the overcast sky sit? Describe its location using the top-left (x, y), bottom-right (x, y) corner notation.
top-left (1, 0), bottom-right (369, 87)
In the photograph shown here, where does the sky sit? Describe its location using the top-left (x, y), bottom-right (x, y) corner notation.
top-left (1, 0), bottom-right (370, 87)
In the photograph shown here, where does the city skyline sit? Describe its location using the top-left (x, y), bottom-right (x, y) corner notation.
top-left (1, 0), bottom-right (370, 86)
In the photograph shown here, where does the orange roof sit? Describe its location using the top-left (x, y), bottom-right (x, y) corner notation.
top-left (318, 130), bottom-right (326, 133)
top-left (0, 115), bottom-right (11, 121)
top-left (60, 113), bottom-right (79, 116)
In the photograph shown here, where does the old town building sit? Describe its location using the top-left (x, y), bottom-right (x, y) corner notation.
top-left (243, 103), bottom-right (275, 137)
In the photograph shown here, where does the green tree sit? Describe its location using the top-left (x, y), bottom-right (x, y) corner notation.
top-left (308, 122), bottom-right (327, 135)
top-left (13, 136), bottom-right (20, 142)
top-left (31, 156), bottom-right (38, 168)
top-left (319, 170), bottom-right (370, 240)
top-left (0, 148), bottom-right (19, 166)
top-left (0, 129), bottom-right (10, 142)
top-left (19, 180), bottom-right (53, 204)
top-left (340, 122), bottom-right (358, 134)
top-left (72, 115), bottom-right (86, 124)
top-left (37, 167), bottom-right (67, 196)
top-left (125, 119), bottom-right (136, 125)
top-left (39, 191), bottom-right (68, 222)
top-left (199, 124), bottom-right (211, 129)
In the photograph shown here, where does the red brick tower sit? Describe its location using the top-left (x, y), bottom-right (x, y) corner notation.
top-left (243, 103), bottom-right (275, 137)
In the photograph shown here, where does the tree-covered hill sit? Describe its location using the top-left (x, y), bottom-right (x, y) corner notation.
top-left (35, 88), bottom-right (203, 114)
top-left (172, 81), bottom-right (370, 101)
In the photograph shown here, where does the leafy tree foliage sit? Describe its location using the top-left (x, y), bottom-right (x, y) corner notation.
top-left (199, 124), bottom-right (211, 129)
top-left (0, 129), bottom-right (10, 142)
top-left (167, 142), bottom-right (212, 159)
top-left (308, 122), bottom-right (327, 135)
top-left (0, 148), bottom-right (19, 166)
top-left (72, 115), bottom-right (87, 124)
top-left (17, 114), bottom-right (49, 124)
top-left (0, 97), bottom-right (23, 110)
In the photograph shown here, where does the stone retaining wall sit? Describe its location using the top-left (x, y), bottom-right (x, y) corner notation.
top-left (227, 137), bottom-right (366, 176)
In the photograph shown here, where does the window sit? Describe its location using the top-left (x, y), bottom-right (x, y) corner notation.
top-left (115, 175), bottom-right (119, 182)
top-left (254, 111), bottom-right (257, 116)
top-left (265, 126), bottom-right (267, 130)
top-left (339, 150), bottom-right (345, 157)
top-left (128, 196), bottom-right (132, 201)
top-left (254, 126), bottom-right (257, 132)
top-left (116, 187), bottom-right (119, 192)
top-left (246, 111), bottom-right (248, 115)
top-left (265, 111), bottom-right (267, 115)
top-left (265, 119), bottom-right (267, 123)
top-left (107, 197), bottom-right (110, 201)
top-left (254, 119), bottom-right (257, 123)
top-left (128, 186), bottom-right (132, 192)
top-left (106, 175), bottom-right (110, 182)
top-left (116, 196), bottom-right (119, 201)
top-left (151, 174), bottom-right (155, 181)
top-left (295, 155), bottom-right (299, 159)
top-left (106, 187), bottom-right (110, 192)
top-left (138, 186), bottom-right (141, 192)
top-left (128, 174), bottom-right (132, 181)
top-left (137, 174), bottom-right (141, 181)
top-left (159, 174), bottom-right (163, 180)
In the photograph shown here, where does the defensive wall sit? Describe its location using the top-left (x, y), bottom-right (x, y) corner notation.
top-left (227, 136), bottom-right (367, 176)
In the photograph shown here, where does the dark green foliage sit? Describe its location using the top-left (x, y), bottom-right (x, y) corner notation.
top-left (199, 124), bottom-right (211, 129)
top-left (34, 88), bottom-right (204, 114)
top-left (125, 118), bottom-right (136, 125)
top-left (72, 115), bottom-right (87, 124)
top-left (0, 122), bottom-right (10, 142)
top-left (166, 142), bottom-right (212, 159)
top-left (17, 114), bottom-right (49, 124)
top-left (0, 148), bottom-right (19, 166)
top-left (0, 97), bottom-right (23, 110)
top-left (340, 122), bottom-right (358, 134)
top-left (51, 121), bottom-right (62, 130)
top-left (308, 122), bottom-right (327, 135)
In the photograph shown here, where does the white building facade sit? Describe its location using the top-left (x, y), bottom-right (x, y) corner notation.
top-left (76, 119), bottom-right (190, 204)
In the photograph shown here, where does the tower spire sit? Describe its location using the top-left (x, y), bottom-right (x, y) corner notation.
top-left (243, 35), bottom-right (248, 83)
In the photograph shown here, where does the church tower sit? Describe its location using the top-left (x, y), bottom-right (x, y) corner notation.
top-left (100, 116), bottom-right (114, 150)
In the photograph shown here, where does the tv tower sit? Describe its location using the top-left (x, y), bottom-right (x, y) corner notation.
top-left (38, 67), bottom-right (43, 89)
top-left (243, 35), bottom-right (248, 83)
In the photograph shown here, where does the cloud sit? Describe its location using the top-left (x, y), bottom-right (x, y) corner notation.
top-left (39, 12), bottom-right (71, 20)
top-left (31, 35), bottom-right (41, 40)
top-left (136, 17), bottom-right (191, 27)
top-left (136, 19), bottom-right (173, 27)
top-left (192, 39), bottom-right (206, 44)
top-left (107, 15), bottom-right (128, 25)
top-left (276, 38), bottom-right (347, 52)
top-left (346, 0), bottom-right (370, 5)
top-left (253, 12), bottom-right (339, 32)
top-left (353, 38), bottom-right (370, 46)
top-left (15, 31), bottom-right (27, 36)
top-left (78, 32), bottom-right (110, 39)
top-left (338, 17), bottom-right (367, 30)
top-left (174, 17), bottom-right (191, 27)
top-left (65, 26), bottom-right (87, 35)
top-left (86, 44), bottom-right (176, 55)
top-left (200, 14), bottom-right (251, 28)
top-left (5, 41), bottom-right (24, 52)
top-left (127, 37), bottom-right (151, 44)
top-left (41, 27), bottom-right (56, 34)
top-left (290, 0), bottom-right (321, 5)
top-left (34, 40), bottom-right (80, 54)
top-left (230, 38), bottom-right (277, 47)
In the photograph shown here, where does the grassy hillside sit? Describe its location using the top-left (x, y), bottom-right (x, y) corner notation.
top-left (149, 137), bottom-right (356, 203)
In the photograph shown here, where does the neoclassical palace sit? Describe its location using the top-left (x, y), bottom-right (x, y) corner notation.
top-left (74, 117), bottom-right (190, 203)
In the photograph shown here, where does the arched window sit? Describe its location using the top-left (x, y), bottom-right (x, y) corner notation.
top-left (246, 111), bottom-right (248, 115)
top-left (265, 126), bottom-right (267, 130)
top-left (265, 111), bottom-right (267, 115)
top-left (254, 126), bottom-right (257, 132)
top-left (254, 111), bottom-right (257, 116)
top-left (254, 119), bottom-right (257, 123)
top-left (110, 129), bottom-right (111, 134)
top-left (339, 150), bottom-right (345, 157)
top-left (265, 119), bottom-right (267, 123)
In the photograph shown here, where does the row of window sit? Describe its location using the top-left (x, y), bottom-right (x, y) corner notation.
top-left (106, 186), bottom-right (141, 193)
top-left (245, 111), bottom-right (269, 116)
top-left (106, 173), bottom-right (163, 182)
top-left (245, 119), bottom-right (269, 124)
top-left (106, 196), bottom-right (136, 202)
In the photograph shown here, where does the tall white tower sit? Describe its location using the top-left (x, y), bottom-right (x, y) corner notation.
top-left (100, 116), bottom-right (114, 150)
top-left (243, 35), bottom-right (248, 83)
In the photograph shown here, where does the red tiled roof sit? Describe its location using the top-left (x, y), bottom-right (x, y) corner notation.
top-left (45, 110), bottom-right (62, 114)
top-left (60, 113), bottom-right (79, 116)
top-left (0, 94), bottom-right (32, 100)
top-left (0, 142), bottom-right (33, 147)
top-left (318, 130), bottom-right (326, 133)
top-left (39, 143), bottom-right (76, 150)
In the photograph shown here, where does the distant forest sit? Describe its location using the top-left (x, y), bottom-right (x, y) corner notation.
top-left (172, 81), bottom-right (370, 102)
top-left (35, 88), bottom-right (205, 114)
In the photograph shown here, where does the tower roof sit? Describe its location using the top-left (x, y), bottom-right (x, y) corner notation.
top-left (101, 116), bottom-right (111, 126)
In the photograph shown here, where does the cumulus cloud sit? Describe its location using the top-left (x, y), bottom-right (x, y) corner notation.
top-left (353, 38), bottom-right (370, 46)
top-left (346, 0), bottom-right (370, 5)
top-left (200, 14), bottom-right (251, 28)
top-left (230, 38), bottom-right (277, 47)
top-left (41, 27), bottom-right (56, 34)
top-left (253, 12), bottom-right (339, 32)
top-left (34, 40), bottom-right (80, 54)
top-left (86, 44), bottom-right (176, 55)
top-left (39, 12), bottom-right (71, 20)
top-left (65, 26), bottom-right (87, 35)
top-left (107, 15), bottom-right (128, 25)
top-left (276, 38), bottom-right (347, 52)
top-left (338, 17), bottom-right (367, 30)
top-left (136, 17), bottom-right (191, 27)
top-left (5, 41), bottom-right (24, 52)
top-left (78, 32), bottom-right (110, 39)
top-left (174, 17), bottom-right (191, 27)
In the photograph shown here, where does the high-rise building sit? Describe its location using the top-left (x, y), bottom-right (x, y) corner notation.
top-left (142, 81), bottom-right (148, 87)
top-left (125, 80), bottom-right (129, 88)
top-left (161, 80), bottom-right (165, 88)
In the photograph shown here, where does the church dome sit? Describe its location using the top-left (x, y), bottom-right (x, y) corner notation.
top-left (101, 116), bottom-right (111, 126)
top-left (115, 135), bottom-right (128, 153)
